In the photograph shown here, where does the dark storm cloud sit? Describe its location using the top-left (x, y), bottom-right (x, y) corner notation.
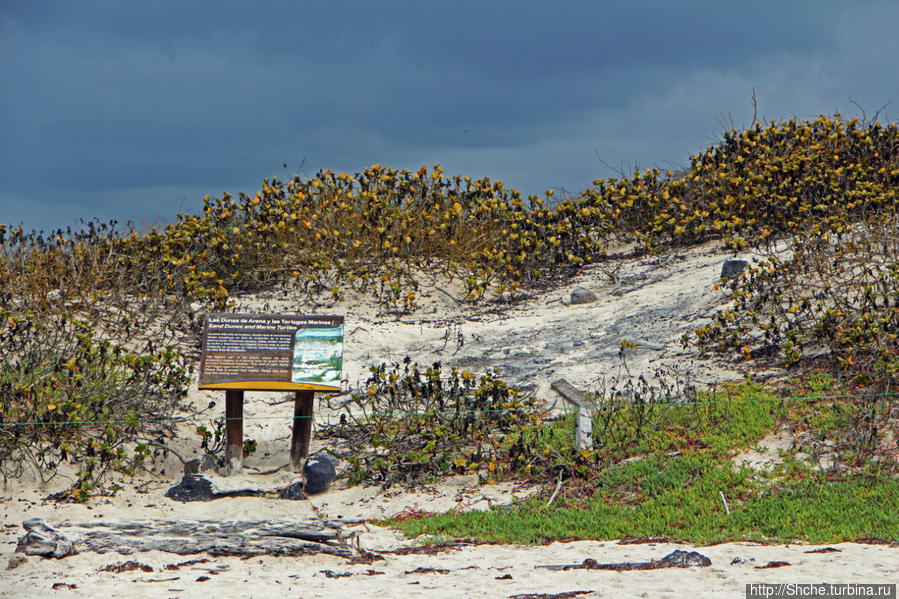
top-left (0, 0), bottom-right (895, 231)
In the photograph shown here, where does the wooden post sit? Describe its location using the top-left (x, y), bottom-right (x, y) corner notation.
top-left (225, 390), bottom-right (244, 473)
top-left (291, 391), bottom-right (315, 472)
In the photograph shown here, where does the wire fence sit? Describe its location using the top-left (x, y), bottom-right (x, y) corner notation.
top-left (2, 390), bottom-right (896, 428)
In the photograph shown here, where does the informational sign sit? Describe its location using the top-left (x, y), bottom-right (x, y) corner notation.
top-left (198, 314), bottom-right (344, 392)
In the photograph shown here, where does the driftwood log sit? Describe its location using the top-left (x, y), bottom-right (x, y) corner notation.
top-left (16, 517), bottom-right (356, 559)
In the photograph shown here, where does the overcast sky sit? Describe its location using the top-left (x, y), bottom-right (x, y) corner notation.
top-left (1, 1), bottom-right (896, 233)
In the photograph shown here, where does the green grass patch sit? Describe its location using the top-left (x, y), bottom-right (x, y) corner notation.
top-left (391, 464), bottom-right (898, 545)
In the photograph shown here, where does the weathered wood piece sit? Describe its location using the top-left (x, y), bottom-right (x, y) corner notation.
top-left (16, 517), bottom-right (355, 559)
top-left (291, 390), bottom-right (315, 472)
top-left (550, 379), bottom-right (591, 409)
top-left (225, 389), bottom-right (244, 473)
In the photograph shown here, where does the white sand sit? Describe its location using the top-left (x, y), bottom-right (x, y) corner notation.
top-left (3, 478), bottom-right (896, 599)
top-left (3, 241), bottom-right (896, 597)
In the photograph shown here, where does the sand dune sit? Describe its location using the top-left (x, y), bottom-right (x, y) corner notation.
top-left (3, 241), bottom-right (896, 598)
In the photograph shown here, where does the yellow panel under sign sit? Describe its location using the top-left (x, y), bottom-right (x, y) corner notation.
top-left (198, 380), bottom-right (341, 392)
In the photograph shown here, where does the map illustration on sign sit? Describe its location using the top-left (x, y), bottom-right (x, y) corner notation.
top-left (292, 324), bottom-right (344, 384)
top-left (198, 314), bottom-right (344, 392)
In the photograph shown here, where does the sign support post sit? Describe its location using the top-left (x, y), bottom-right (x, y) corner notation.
top-left (224, 390), bottom-right (245, 472)
top-left (291, 390), bottom-right (315, 472)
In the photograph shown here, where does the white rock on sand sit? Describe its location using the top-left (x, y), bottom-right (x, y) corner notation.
top-left (2, 241), bottom-right (896, 598)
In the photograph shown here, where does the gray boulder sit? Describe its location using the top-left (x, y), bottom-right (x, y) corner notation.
top-left (570, 287), bottom-right (598, 304)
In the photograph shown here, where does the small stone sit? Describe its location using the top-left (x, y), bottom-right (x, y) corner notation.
top-left (304, 455), bottom-right (337, 494)
top-left (279, 481), bottom-right (308, 500)
top-left (183, 454), bottom-right (218, 475)
top-left (7, 553), bottom-right (26, 570)
top-left (570, 287), bottom-right (598, 304)
top-left (720, 259), bottom-right (748, 280)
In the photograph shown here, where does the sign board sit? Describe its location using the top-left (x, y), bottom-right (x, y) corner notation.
top-left (198, 313), bottom-right (344, 392)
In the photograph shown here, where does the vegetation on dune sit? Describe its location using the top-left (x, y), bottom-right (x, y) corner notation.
top-left (577, 115), bottom-right (898, 249)
top-left (0, 221), bottom-right (192, 499)
top-left (114, 115), bottom-right (899, 311)
top-left (389, 382), bottom-right (899, 545)
top-left (0, 112), bottom-right (897, 502)
top-left (692, 215), bottom-right (899, 385)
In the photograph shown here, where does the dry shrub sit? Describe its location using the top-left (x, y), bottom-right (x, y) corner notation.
top-left (690, 215), bottom-right (899, 462)
top-left (104, 114), bottom-right (897, 312)
top-left (693, 215), bottom-right (899, 381)
top-left (0, 223), bottom-right (191, 498)
top-left (132, 165), bottom-right (597, 310)
top-left (323, 359), bottom-right (545, 485)
top-left (570, 115), bottom-right (898, 249)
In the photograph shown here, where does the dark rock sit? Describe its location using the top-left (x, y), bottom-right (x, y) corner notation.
top-left (570, 287), bottom-right (598, 304)
top-left (279, 481), bottom-right (308, 500)
top-left (720, 259), bottom-right (748, 280)
top-left (165, 474), bottom-right (215, 502)
top-left (304, 455), bottom-right (337, 494)
top-left (183, 454), bottom-right (218, 475)
top-left (658, 550), bottom-right (711, 567)
top-left (755, 560), bottom-right (791, 569)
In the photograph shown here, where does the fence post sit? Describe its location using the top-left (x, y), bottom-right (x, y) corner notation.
top-left (551, 379), bottom-right (594, 451)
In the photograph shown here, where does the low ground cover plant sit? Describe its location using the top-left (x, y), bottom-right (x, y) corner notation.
top-left (391, 465), bottom-right (899, 545)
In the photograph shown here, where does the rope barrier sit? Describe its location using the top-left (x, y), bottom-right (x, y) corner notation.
top-left (1, 390), bottom-right (896, 428)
